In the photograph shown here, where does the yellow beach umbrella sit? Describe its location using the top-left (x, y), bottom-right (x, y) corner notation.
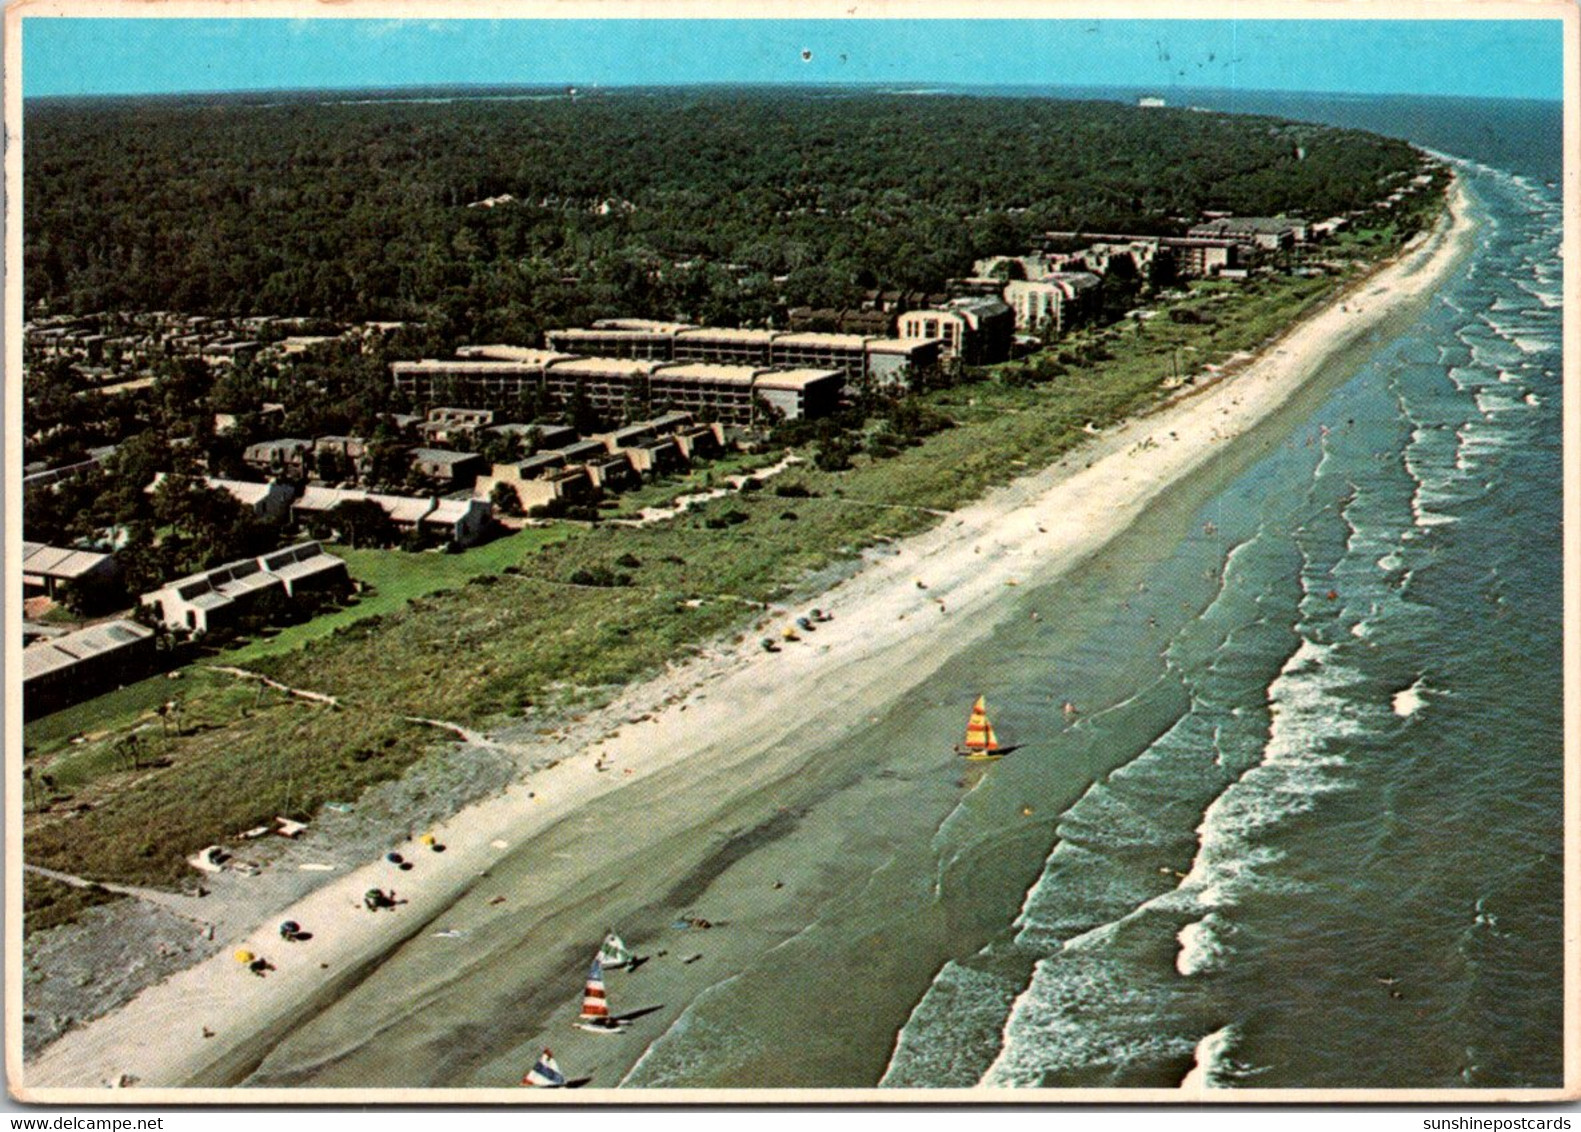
top-left (234, 949), bottom-right (255, 964)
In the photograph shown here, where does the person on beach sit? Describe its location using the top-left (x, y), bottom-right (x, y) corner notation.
top-left (364, 888), bottom-right (405, 911)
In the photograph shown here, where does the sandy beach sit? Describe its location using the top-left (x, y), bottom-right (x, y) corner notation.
top-left (17, 179), bottom-right (1476, 1101)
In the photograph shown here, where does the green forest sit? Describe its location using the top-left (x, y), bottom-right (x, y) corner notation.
top-left (25, 87), bottom-right (1421, 340)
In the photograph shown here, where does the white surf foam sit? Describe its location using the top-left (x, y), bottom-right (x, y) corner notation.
top-left (1392, 678), bottom-right (1429, 718)
top-left (1176, 911), bottom-right (1232, 977)
top-left (1180, 1024), bottom-right (1241, 1091)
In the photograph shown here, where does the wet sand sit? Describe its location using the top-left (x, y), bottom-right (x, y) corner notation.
top-left (17, 182), bottom-right (1474, 1102)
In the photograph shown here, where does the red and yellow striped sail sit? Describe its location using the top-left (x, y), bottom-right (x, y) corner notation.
top-left (963, 695), bottom-right (999, 755)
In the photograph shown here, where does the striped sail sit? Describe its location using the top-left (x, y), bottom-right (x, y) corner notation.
top-left (522, 1050), bottom-right (566, 1088)
top-left (580, 958), bottom-right (610, 1020)
top-left (964, 695), bottom-right (999, 752)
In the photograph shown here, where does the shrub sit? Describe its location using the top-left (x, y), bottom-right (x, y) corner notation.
top-left (568, 566), bottom-right (632, 587)
top-left (815, 437), bottom-right (854, 473)
top-left (704, 509), bottom-right (750, 530)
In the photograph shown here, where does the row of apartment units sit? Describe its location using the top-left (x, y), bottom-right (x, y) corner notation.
top-left (152, 471), bottom-right (494, 549)
top-left (393, 351), bottom-right (865, 424)
top-left (21, 618), bottom-right (157, 719)
top-left (477, 414), bottom-right (729, 512)
top-left (24, 310), bottom-right (410, 379)
top-left (199, 410), bottom-right (728, 526)
top-left (544, 304), bottom-right (1014, 370)
top-left (140, 542), bottom-right (352, 637)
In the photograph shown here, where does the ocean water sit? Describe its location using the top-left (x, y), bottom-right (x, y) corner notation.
top-left (617, 99), bottom-right (1563, 1091)
top-left (877, 161), bottom-right (1563, 1091)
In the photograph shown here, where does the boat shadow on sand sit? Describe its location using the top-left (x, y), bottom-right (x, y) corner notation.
top-left (611, 1004), bottom-right (665, 1024)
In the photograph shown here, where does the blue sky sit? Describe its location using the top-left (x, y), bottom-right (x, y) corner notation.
top-left (22, 17), bottom-right (1565, 101)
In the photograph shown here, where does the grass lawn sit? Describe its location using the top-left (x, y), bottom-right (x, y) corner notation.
top-left (220, 524), bottom-right (575, 665)
top-left (23, 525), bottom-right (576, 757)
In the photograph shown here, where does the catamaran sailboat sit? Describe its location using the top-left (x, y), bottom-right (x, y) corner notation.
top-left (575, 957), bottom-right (629, 1033)
top-left (597, 931), bottom-right (636, 970)
top-left (955, 695), bottom-right (1021, 760)
top-left (520, 1049), bottom-right (567, 1087)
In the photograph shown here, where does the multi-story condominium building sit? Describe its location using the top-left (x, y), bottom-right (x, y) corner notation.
top-left (673, 328), bottom-right (779, 367)
top-left (544, 327), bottom-right (681, 360)
top-left (141, 543), bottom-right (350, 635)
top-left (1004, 271), bottom-right (1101, 335)
top-left (292, 488), bottom-right (493, 549)
top-left (391, 353), bottom-right (573, 407)
top-left (753, 369), bottom-right (846, 421)
top-left (769, 332), bottom-right (872, 386)
top-left (1188, 216), bottom-right (1303, 250)
top-left (646, 363), bottom-right (764, 422)
top-left (864, 338), bottom-right (944, 389)
top-left (242, 438), bottom-right (314, 477)
top-left (897, 297), bottom-right (1014, 365)
top-left (543, 357), bottom-right (672, 418)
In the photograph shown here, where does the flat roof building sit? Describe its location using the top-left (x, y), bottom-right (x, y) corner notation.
top-left (1188, 216), bottom-right (1300, 251)
top-left (648, 363), bottom-right (763, 422)
top-left (545, 327), bottom-right (678, 361)
top-left (770, 333), bottom-right (871, 386)
top-left (865, 338), bottom-right (944, 389)
top-left (674, 328), bottom-right (779, 367)
top-left (753, 368), bottom-right (845, 422)
top-left (544, 356), bottom-right (670, 418)
top-left (392, 356), bottom-right (573, 407)
top-left (455, 345), bottom-right (570, 364)
top-left (591, 318), bottom-right (696, 334)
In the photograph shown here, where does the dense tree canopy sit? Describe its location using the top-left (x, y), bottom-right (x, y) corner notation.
top-left (24, 88), bottom-right (1420, 336)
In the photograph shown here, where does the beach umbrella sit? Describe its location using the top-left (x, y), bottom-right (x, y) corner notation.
top-left (420, 834), bottom-right (436, 847)
top-left (234, 949), bottom-right (255, 964)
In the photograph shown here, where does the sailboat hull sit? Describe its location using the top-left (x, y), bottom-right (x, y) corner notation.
top-left (575, 1019), bottom-right (630, 1035)
top-left (954, 743), bottom-right (1020, 761)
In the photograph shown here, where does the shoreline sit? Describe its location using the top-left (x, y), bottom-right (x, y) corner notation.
top-left (18, 179), bottom-right (1477, 1100)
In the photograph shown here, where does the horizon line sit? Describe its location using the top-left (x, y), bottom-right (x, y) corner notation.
top-left (22, 78), bottom-right (1566, 105)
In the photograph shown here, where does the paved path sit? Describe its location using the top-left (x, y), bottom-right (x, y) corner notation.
top-left (24, 864), bottom-right (219, 927)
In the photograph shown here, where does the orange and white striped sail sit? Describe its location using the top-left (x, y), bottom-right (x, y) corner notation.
top-left (580, 957), bottom-right (610, 1020)
top-left (964, 695), bottom-right (999, 753)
